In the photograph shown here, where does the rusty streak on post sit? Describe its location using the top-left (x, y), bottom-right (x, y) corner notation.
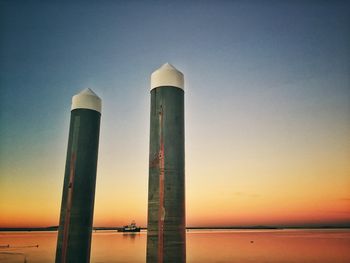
top-left (56, 89), bottom-right (101, 263)
top-left (61, 153), bottom-right (76, 263)
top-left (147, 64), bottom-right (185, 263)
top-left (158, 105), bottom-right (165, 263)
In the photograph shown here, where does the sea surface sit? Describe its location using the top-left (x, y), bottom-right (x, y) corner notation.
top-left (0, 229), bottom-right (349, 262)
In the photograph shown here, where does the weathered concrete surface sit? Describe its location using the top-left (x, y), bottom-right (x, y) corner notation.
top-left (55, 108), bottom-right (101, 263)
top-left (147, 86), bottom-right (186, 263)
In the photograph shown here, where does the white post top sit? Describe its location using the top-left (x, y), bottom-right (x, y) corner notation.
top-left (71, 88), bottom-right (102, 113)
top-left (151, 63), bottom-right (184, 91)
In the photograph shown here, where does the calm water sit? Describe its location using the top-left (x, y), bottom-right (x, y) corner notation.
top-left (0, 229), bottom-right (349, 262)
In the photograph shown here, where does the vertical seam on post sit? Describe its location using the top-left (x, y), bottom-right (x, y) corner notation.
top-left (61, 116), bottom-right (80, 263)
top-left (158, 104), bottom-right (165, 263)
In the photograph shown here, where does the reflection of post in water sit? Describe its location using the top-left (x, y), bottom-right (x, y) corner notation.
top-left (147, 63), bottom-right (186, 263)
top-left (55, 89), bottom-right (102, 263)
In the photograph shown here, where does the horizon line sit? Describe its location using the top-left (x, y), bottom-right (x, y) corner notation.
top-left (1, 224), bottom-right (350, 231)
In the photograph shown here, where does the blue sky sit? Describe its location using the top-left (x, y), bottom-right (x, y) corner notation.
top-left (1, 0), bottom-right (349, 227)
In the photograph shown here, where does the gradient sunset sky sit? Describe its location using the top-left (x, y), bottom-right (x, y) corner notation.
top-left (0, 0), bottom-right (349, 228)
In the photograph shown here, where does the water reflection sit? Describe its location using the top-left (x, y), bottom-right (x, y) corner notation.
top-left (187, 229), bottom-right (350, 263)
top-left (0, 232), bottom-right (55, 263)
top-left (122, 232), bottom-right (141, 241)
top-left (0, 229), bottom-right (349, 262)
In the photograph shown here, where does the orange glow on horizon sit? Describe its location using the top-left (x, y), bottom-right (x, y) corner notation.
top-left (1, 195), bottom-right (349, 228)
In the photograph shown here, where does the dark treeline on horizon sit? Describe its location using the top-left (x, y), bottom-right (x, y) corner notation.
top-left (1, 225), bottom-right (350, 232)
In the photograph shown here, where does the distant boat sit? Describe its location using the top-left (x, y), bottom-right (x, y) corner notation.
top-left (118, 221), bottom-right (141, 232)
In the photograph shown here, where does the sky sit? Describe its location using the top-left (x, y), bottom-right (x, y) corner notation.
top-left (0, 0), bottom-right (349, 228)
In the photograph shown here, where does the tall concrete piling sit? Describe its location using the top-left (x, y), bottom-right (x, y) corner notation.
top-left (55, 88), bottom-right (101, 263)
top-left (146, 63), bottom-right (186, 263)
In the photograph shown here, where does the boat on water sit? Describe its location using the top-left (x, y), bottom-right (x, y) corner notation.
top-left (118, 221), bottom-right (141, 232)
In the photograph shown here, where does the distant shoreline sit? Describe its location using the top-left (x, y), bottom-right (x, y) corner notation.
top-left (1, 225), bottom-right (349, 232)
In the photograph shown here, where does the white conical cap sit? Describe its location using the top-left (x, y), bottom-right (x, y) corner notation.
top-left (71, 88), bottom-right (102, 113)
top-left (151, 63), bottom-right (184, 91)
